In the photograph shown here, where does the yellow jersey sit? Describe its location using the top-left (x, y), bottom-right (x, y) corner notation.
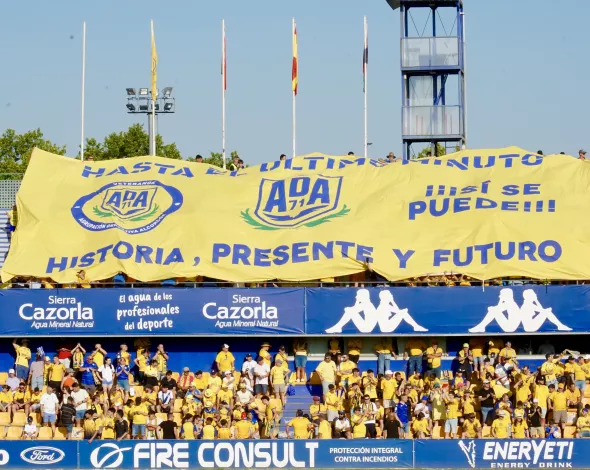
top-left (14, 346), bottom-right (31, 367)
top-left (492, 417), bottom-right (510, 438)
top-left (351, 415), bottom-right (366, 438)
top-left (215, 352), bottom-right (235, 372)
top-left (235, 420), bottom-right (252, 439)
top-left (426, 346), bottom-right (442, 369)
top-left (551, 391), bottom-right (567, 411)
top-left (49, 363), bottom-right (65, 382)
top-left (381, 378), bottom-right (397, 400)
top-left (406, 339), bottom-right (426, 356)
top-left (270, 366), bottom-right (285, 385)
top-left (316, 361), bottom-right (337, 382)
top-left (202, 424), bottom-right (216, 440)
top-left (288, 417), bottom-right (311, 439)
top-left (513, 421), bottom-right (528, 438)
top-left (218, 427), bottom-right (232, 439)
top-left (534, 385), bottom-right (550, 408)
top-left (154, 351), bottom-right (167, 373)
top-left (462, 419), bottom-right (481, 438)
top-left (182, 422), bottom-right (195, 439)
top-left (577, 416), bottom-right (590, 432)
top-left (412, 419), bottom-right (429, 435)
top-left (131, 404), bottom-right (148, 425)
top-left (318, 420), bottom-right (332, 439)
top-left (446, 398), bottom-right (459, 419)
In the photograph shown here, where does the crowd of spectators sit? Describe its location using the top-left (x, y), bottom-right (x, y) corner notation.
top-left (1, 337), bottom-right (590, 441)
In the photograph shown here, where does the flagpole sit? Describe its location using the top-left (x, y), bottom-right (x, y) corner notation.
top-left (151, 20), bottom-right (157, 156)
top-left (292, 18), bottom-right (296, 159)
top-left (222, 19), bottom-right (227, 169)
top-left (80, 21), bottom-right (86, 161)
top-left (363, 16), bottom-right (368, 158)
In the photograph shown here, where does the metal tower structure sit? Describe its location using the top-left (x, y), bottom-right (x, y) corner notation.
top-left (387, 0), bottom-right (466, 159)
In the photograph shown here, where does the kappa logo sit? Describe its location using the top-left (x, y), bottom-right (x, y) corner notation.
top-left (71, 180), bottom-right (183, 235)
top-left (326, 289), bottom-right (428, 334)
top-left (469, 288), bottom-right (572, 333)
top-left (89, 443), bottom-right (133, 468)
top-left (241, 175), bottom-right (349, 230)
top-left (458, 440), bottom-right (477, 468)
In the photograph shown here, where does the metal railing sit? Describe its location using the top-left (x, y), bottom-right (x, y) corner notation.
top-left (403, 105), bottom-right (462, 137)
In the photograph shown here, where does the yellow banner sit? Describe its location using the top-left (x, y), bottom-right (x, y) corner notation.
top-left (3, 147), bottom-right (590, 283)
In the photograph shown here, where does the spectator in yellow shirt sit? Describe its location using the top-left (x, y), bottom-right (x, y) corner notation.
top-left (347, 339), bottom-right (362, 364)
top-left (317, 413), bottom-right (332, 439)
top-left (549, 383), bottom-right (568, 434)
top-left (216, 344), bottom-right (235, 373)
top-left (412, 412), bottom-right (430, 438)
top-left (259, 342), bottom-right (272, 366)
top-left (325, 384), bottom-right (340, 422)
top-left (565, 383), bottom-right (581, 412)
top-left (512, 416), bottom-right (528, 438)
top-left (375, 340), bottom-right (394, 376)
top-left (499, 341), bottom-right (517, 363)
top-left (275, 346), bottom-right (289, 371)
top-left (469, 338), bottom-right (485, 377)
top-left (327, 338), bottom-right (341, 364)
top-left (576, 408), bottom-right (590, 438)
top-left (316, 355), bottom-right (337, 399)
top-left (443, 391), bottom-right (459, 438)
top-left (287, 410), bottom-right (312, 439)
top-left (567, 356), bottom-right (587, 394)
top-left (270, 358), bottom-right (288, 406)
top-left (425, 340), bottom-right (443, 378)
top-left (13, 339), bottom-right (31, 381)
top-left (491, 409), bottom-right (510, 438)
top-left (381, 370), bottom-right (397, 409)
top-left (461, 413), bottom-right (482, 438)
top-left (337, 354), bottom-right (356, 389)
top-left (541, 354), bottom-right (560, 387)
top-left (351, 407), bottom-right (367, 438)
top-left (293, 340), bottom-right (308, 384)
top-left (404, 339), bottom-right (427, 375)
top-left (362, 370), bottom-right (378, 399)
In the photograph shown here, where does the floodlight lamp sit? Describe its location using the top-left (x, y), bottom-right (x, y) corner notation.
top-left (126, 103), bottom-right (136, 112)
top-left (139, 104), bottom-right (149, 111)
top-left (162, 87), bottom-right (173, 98)
top-left (164, 102), bottom-right (173, 111)
top-left (126, 88), bottom-right (136, 96)
top-left (138, 88), bottom-right (149, 96)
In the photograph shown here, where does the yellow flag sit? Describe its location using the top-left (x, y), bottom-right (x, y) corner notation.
top-left (151, 21), bottom-right (158, 100)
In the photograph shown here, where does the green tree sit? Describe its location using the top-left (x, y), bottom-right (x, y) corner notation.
top-left (84, 123), bottom-right (182, 161)
top-left (415, 143), bottom-right (461, 159)
top-left (0, 129), bottom-right (66, 179)
top-left (187, 150), bottom-right (239, 168)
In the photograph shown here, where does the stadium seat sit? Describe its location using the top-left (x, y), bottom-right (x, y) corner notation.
top-left (564, 426), bottom-right (576, 438)
top-left (54, 427), bottom-right (67, 440)
top-left (156, 413), bottom-right (167, 422)
top-left (30, 413), bottom-right (41, 426)
top-left (173, 399), bottom-right (183, 413)
top-left (5, 426), bottom-right (23, 440)
top-left (12, 412), bottom-right (26, 426)
top-left (171, 372), bottom-right (179, 381)
top-left (567, 411), bottom-right (577, 425)
top-left (482, 425), bottom-right (492, 438)
top-left (0, 373), bottom-right (7, 385)
top-left (0, 426), bottom-right (6, 440)
top-left (38, 427), bottom-right (54, 440)
top-left (173, 412), bottom-right (182, 426)
top-left (202, 372), bottom-right (210, 382)
top-left (0, 413), bottom-right (10, 426)
top-left (431, 425), bottom-right (444, 439)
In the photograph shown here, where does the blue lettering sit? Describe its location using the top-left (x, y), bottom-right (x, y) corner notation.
top-left (292, 242), bottom-right (309, 263)
top-left (272, 245), bottom-right (289, 266)
top-left (538, 240), bottom-right (561, 262)
top-left (46, 257), bottom-right (68, 273)
top-left (392, 249), bottom-right (414, 269)
top-left (113, 242), bottom-right (133, 260)
top-left (260, 161), bottom-right (281, 172)
top-left (501, 201), bottom-right (518, 211)
top-left (495, 241), bottom-right (515, 260)
top-left (474, 243), bottom-right (494, 264)
top-left (254, 248), bottom-right (271, 267)
top-left (460, 185), bottom-right (477, 194)
top-left (289, 177), bottom-right (309, 198)
top-left (133, 191), bottom-right (148, 208)
top-left (96, 245), bottom-right (113, 263)
top-left (107, 166), bottom-right (129, 176)
top-left (447, 158), bottom-right (468, 170)
top-left (356, 245), bottom-right (374, 263)
top-left (523, 183), bottom-right (541, 195)
top-left (131, 162), bottom-right (151, 173)
top-left (499, 153), bottom-right (519, 167)
top-left (69, 256), bottom-right (78, 268)
top-left (308, 179), bottom-right (330, 206)
top-left (155, 248), bottom-right (164, 264)
top-left (453, 197), bottom-right (470, 213)
top-left (163, 248), bottom-right (183, 265)
top-left (212, 243), bottom-right (231, 263)
top-left (81, 166), bottom-right (105, 178)
top-left (433, 249), bottom-right (451, 267)
top-left (78, 252), bottom-right (95, 268)
top-left (154, 163), bottom-right (175, 174)
top-left (430, 198), bottom-right (449, 217)
top-left (453, 246), bottom-right (473, 267)
top-left (106, 192), bottom-right (121, 207)
top-left (284, 159), bottom-right (303, 171)
top-left (312, 242), bottom-right (334, 261)
top-left (263, 181), bottom-right (286, 213)
top-left (232, 244), bottom-right (251, 265)
top-left (171, 167), bottom-right (194, 177)
top-left (518, 241), bottom-right (537, 261)
top-left (334, 241), bottom-right (355, 258)
top-left (409, 201), bottom-right (426, 220)
top-left (502, 184), bottom-right (519, 196)
top-left (135, 245), bottom-right (153, 264)
top-left (473, 156), bottom-right (495, 168)
top-left (522, 154), bottom-right (543, 166)
top-left (475, 198), bottom-right (497, 209)
top-left (303, 157), bottom-right (322, 170)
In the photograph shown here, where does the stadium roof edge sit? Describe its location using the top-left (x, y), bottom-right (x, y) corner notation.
top-left (386, 0), bottom-right (463, 10)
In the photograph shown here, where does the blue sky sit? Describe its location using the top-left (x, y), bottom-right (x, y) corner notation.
top-left (0, 0), bottom-right (588, 164)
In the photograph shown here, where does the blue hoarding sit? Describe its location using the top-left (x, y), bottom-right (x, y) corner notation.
top-left (306, 285), bottom-right (590, 335)
top-left (0, 441), bottom-right (78, 468)
top-left (79, 440), bottom-right (413, 469)
top-left (1, 285), bottom-right (590, 336)
top-left (0, 288), bottom-right (305, 336)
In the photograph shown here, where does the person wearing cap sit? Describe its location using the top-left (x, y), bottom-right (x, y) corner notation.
top-left (549, 382), bottom-right (568, 434)
top-left (13, 339), bottom-right (31, 381)
top-left (381, 370), bottom-right (397, 409)
top-left (476, 379), bottom-right (495, 425)
top-left (293, 340), bottom-right (308, 384)
top-left (316, 354), bottom-right (337, 399)
top-left (216, 344), bottom-right (235, 374)
top-left (404, 338), bottom-right (427, 376)
top-left (576, 408), bottom-right (590, 438)
top-left (487, 340), bottom-right (502, 364)
top-left (491, 409), bottom-right (510, 439)
top-left (275, 346), bottom-right (289, 371)
top-left (222, 369), bottom-right (236, 392)
top-left (408, 369), bottom-right (424, 392)
top-left (414, 395), bottom-right (431, 422)
top-left (206, 370), bottom-right (222, 396)
top-left (309, 396), bottom-right (327, 423)
top-left (337, 354), bottom-right (355, 390)
top-left (457, 343), bottom-right (474, 377)
top-left (425, 340), bottom-right (444, 378)
top-left (176, 367), bottom-right (194, 399)
top-left (375, 340), bottom-right (394, 376)
top-left (287, 409), bottom-right (312, 439)
top-left (579, 149), bottom-right (587, 160)
top-left (259, 343), bottom-right (272, 366)
top-left (270, 358), bottom-right (288, 406)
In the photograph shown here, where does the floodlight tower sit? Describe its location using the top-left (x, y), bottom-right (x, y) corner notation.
top-left (387, 0), bottom-right (466, 159)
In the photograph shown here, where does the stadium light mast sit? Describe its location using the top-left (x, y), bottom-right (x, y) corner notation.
top-left (387, 0), bottom-right (466, 160)
top-left (125, 87), bottom-right (175, 155)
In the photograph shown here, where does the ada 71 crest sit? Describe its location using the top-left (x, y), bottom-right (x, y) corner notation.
top-left (241, 175), bottom-right (349, 230)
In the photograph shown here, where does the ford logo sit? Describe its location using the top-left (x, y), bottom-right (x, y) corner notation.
top-left (20, 447), bottom-right (65, 465)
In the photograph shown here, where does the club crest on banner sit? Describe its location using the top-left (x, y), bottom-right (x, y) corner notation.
top-left (71, 180), bottom-right (183, 235)
top-left (242, 175), bottom-right (349, 229)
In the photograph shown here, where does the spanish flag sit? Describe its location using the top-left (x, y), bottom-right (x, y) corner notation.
top-left (292, 19), bottom-right (298, 96)
top-left (151, 21), bottom-right (158, 100)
